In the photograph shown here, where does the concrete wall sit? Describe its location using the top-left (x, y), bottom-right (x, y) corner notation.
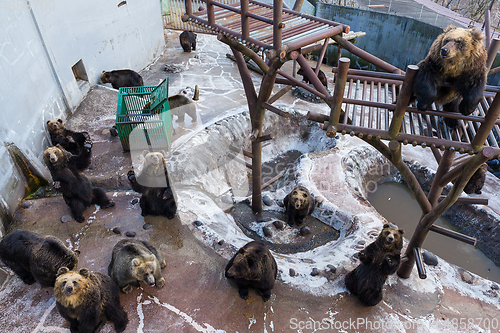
top-left (0, 0), bottom-right (165, 232)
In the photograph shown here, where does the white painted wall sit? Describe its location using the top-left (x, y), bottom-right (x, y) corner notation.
top-left (0, 0), bottom-right (165, 232)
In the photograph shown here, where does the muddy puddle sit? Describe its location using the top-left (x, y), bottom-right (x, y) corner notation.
top-left (369, 182), bottom-right (500, 283)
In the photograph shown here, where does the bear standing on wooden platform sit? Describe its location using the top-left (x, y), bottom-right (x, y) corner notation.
top-left (225, 240), bottom-right (277, 302)
top-left (283, 185), bottom-right (315, 226)
top-left (0, 230), bottom-right (79, 286)
top-left (345, 224), bottom-right (404, 306)
top-left (412, 26), bottom-right (487, 128)
top-left (54, 267), bottom-right (128, 333)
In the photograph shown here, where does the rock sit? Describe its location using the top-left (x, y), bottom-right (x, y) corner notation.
top-left (492, 283), bottom-right (499, 290)
top-left (263, 195), bottom-right (274, 206)
top-left (327, 264), bottom-right (337, 273)
top-left (131, 198), bottom-right (139, 205)
top-left (422, 251), bottom-right (438, 266)
top-left (109, 127), bottom-right (118, 137)
top-left (112, 227), bottom-right (122, 235)
top-left (315, 196), bottom-right (324, 205)
top-left (276, 200), bottom-right (285, 208)
top-left (311, 268), bottom-right (320, 276)
top-left (143, 223), bottom-right (152, 230)
top-left (458, 268), bottom-right (474, 284)
top-left (125, 231), bottom-right (136, 238)
top-left (101, 128), bottom-right (110, 135)
top-left (357, 240), bottom-right (366, 246)
top-left (21, 201), bottom-right (31, 209)
top-left (263, 226), bottom-right (272, 237)
top-left (289, 268), bottom-right (296, 277)
top-left (273, 220), bottom-right (284, 230)
top-left (221, 195), bottom-right (233, 204)
top-left (301, 258), bottom-right (315, 264)
top-left (61, 215), bottom-right (72, 223)
top-left (193, 220), bottom-right (203, 226)
top-left (218, 240), bottom-right (224, 246)
top-left (164, 64), bottom-right (181, 73)
top-left (299, 226), bottom-right (311, 236)
top-left (258, 217), bottom-right (272, 223)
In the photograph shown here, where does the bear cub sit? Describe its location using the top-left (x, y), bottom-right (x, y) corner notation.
top-left (108, 239), bottom-right (167, 294)
top-left (297, 67), bottom-right (328, 87)
top-left (283, 185), bottom-right (315, 226)
top-left (47, 119), bottom-right (92, 171)
top-left (0, 230), bottom-right (79, 286)
top-left (345, 224), bottom-right (404, 306)
top-left (225, 241), bottom-right (277, 302)
top-left (44, 145), bottom-right (114, 223)
top-left (412, 26), bottom-right (487, 128)
top-left (180, 30), bottom-right (197, 52)
top-left (54, 267), bottom-right (128, 333)
top-left (99, 69), bottom-right (144, 89)
top-left (128, 150), bottom-right (177, 218)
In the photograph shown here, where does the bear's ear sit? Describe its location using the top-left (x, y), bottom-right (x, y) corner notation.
top-left (57, 119), bottom-right (63, 124)
top-left (443, 26), bottom-right (455, 33)
top-left (398, 229), bottom-right (404, 235)
top-left (74, 250), bottom-right (81, 257)
top-left (238, 248), bottom-right (245, 255)
top-left (46, 120), bottom-right (50, 125)
top-left (132, 258), bottom-right (140, 267)
top-left (142, 150), bottom-right (150, 157)
top-left (57, 267), bottom-right (69, 277)
top-left (78, 268), bottom-right (90, 277)
top-left (470, 28), bottom-right (484, 41)
top-left (159, 150), bottom-right (166, 157)
top-left (383, 223), bottom-right (390, 229)
top-left (55, 144), bottom-right (64, 150)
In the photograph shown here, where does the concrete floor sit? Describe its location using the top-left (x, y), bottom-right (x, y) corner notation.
top-left (1, 30), bottom-right (500, 333)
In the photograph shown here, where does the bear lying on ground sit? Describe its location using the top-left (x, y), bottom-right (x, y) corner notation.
top-left (54, 267), bottom-right (128, 333)
top-left (225, 240), bottom-right (277, 302)
top-left (168, 94), bottom-right (197, 123)
top-left (345, 224), bottom-right (404, 306)
top-left (0, 230), bottom-right (79, 286)
top-left (128, 150), bottom-right (177, 218)
top-left (99, 69), bottom-right (144, 89)
top-left (412, 26), bottom-right (487, 128)
top-left (108, 239), bottom-right (167, 294)
top-left (180, 30), bottom-right (197, 52)
top-left (283, 185), bottom-right (315, 226)
top-left (297, 67), bottom-right (328, 87)
top-left (46, 119), bottom-right (92, 171)
top-left (44, 145), bottom-right (114, 223)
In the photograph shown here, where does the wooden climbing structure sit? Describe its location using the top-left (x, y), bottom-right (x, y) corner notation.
top-left (183, 0), bottom-right (500, 280)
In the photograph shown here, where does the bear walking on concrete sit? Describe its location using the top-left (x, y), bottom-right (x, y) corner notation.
top-left (44, 145), bottom-right (115, 223)
top-left (54, 267), bottom-right (128, 333)
top-left (345, 224), bottom-right (404, 306)
top-left (225, 240), bottom-right (277, 302)
top-left (283, 185), bottom-right (315, 226)
top-left (99, 69), bottom-right (144, 89)
top-left (0, 230), bottom-right (79, 286)
top-left (108, 239), bottom-right (167, 294)
top-left (180, 30), bottom-right (197, 52)
top-left (168, 94), bottom-right (197, 123)
top-left (297, 67), bottom-right (328, 87)
top-left (412, 26), bottom-right (487, 128)
top-left (47, 119), bottom-right (92, 171)
top-left (128, 150), bottom-right (177, 218)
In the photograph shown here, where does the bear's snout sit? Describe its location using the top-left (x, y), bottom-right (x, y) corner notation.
top-left (387, 235), bottom-right (394, 243)
top-left (64, 285), bottom-right (73, 295)
top-left (50, 154), bottom-right (58, 163)
top-left (440, 47), bottom-right (449, 58)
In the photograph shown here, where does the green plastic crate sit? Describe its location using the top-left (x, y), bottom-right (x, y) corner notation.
top-left (115, 78), bottom-right (172, 151)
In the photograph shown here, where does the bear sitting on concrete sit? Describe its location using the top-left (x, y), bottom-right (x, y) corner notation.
top-left (168, 94), bottom-right (197, 123)
top-left (99, 69), bottom-right (144, 89)
top-left (108, 239), bottom-right (167, 294)
top-left (297, 67), bottom-right (328, 87)
top-left (128, 150), bottom-right (177, 218)
top-left (0, 230), bottom-right (79, 286)
top-left (345, 224), bottom-right (404, 306)
top-left (180, 30), bottom-right (197, 52)
top-left (225, 240), bottom-right (277, 302)
top-left (412, 26), bottom-right (487, 128)
top-left (43, 145), bottom-right (115, 223)
top-left (283, 185), bottom-right (315, 226)
top-left (46, 119), bottom-right (92, 171)
top-left (54, 267), bottom-right (128, 333)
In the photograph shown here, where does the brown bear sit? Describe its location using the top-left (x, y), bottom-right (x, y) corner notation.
top-left (46, 119), bottom-right (92, 171)
top-left (283, 185), bottom-right (315, 226)
top-left (0, 230), bottom-right (79, 286)
top-left (297, 67), bottom-right (328, 87)
top-left (225, 240), bottom-right (277, 302)
top-left (54, 267), bottom-right (128, 333)
top-left (44, 145), bottom-right (115, 223)
top-left (412, 26), bottom-right (487, 128)
top-left (180, 30), bottom-right (197, 52)
top-left (168, 94), bottom-right (197, 123)
top-left (99, 69), bottom-right (144, 89)
top-left (108, 239), bottom-right (167, 294)
top-left (463, 163), bottom-right (488, 194)
top-left (345, 224), bottom-right (404, 306)
top-left (128, 150), bottom-right (177, 218)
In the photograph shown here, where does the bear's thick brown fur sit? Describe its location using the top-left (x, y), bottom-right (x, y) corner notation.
top-left (0, 230), bottom-right (79, 286)
top-left (225, 240), bottom-right (277, 301)
top-left (99, 69), bottom-right (143, 89)
top-left (463, 163), bottom-right (488, 194)
top-left (180, 30), bottom-right (197, 52)
top-left (108, 239), bottom-right (167, 294)
top-left (54, 267), bottom-right (128, 333)
top-left (412, 26), bottom-right (487, 128)
top-left (168, 94), bottom-right (197, 123)
top-left (283, 185), bottom-right (315, 226)
top-left (345, 224), bottom-right (404, 306)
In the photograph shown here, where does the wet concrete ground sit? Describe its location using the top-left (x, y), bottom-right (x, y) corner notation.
top-left (1, 30), bottom-right (500, 333)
